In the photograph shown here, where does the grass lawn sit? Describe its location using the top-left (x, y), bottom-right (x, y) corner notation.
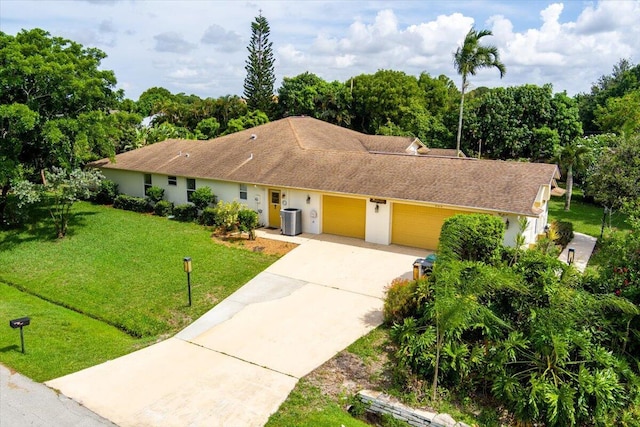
top-left (0, 284), bottom-right (151, 382)
top-left (0, 201), bottom-right (278, 380)
top-left (548, 189), bottom-right (630, 237)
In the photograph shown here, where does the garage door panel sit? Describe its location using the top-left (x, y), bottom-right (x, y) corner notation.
top-left (323, 195), bottom-right (366, 239)
top-left (392, 204), bottom-right (464, 249)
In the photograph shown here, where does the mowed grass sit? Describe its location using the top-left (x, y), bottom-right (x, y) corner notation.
top-left (0, 202), bottom-right (278, 379)
top-left (0, 283), bottom-right (150, 382)
top-left (548, 189), bottom-right (630, 237)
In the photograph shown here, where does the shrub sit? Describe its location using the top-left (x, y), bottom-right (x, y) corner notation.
top-left (212, 200), bottom-right (243, 233)
top-left (190, 186), bottom-right (216, 210)
top-left (172, 204), bottom-right (198, 222)
top-left (383, 278), bottom-right (418, 325)
top-left (113, 194), bottom-right (152, 213)
top-left (153, 200), bottom-right (173, 217)
top-left (199, 207), bottom-right (220, 226)
top-left (238, 209), bottom-right (259, 240)
top-left (438, 214), bottom-right (504, 264)
top-left (550, 220), bottom-right (573, 248)
top-left (145, 186), bottom-right (164, 204)
top-left (92, 179), bottom-right (119, 204)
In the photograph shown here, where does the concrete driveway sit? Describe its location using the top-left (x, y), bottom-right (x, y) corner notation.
top-left (47, 234), bottom-right (424, 426)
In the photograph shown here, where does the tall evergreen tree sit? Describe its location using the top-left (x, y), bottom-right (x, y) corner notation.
top-left (243, 13), bottom-right (275, 117)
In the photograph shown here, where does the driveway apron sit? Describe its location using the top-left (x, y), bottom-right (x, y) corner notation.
top-left (47, 235), bottom-right (424, 426)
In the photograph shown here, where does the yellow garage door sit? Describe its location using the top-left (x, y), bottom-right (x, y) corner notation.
top-left (392, 204), bottom-right (465, 249)
top-left (322, 195), bottom-right (366, 239)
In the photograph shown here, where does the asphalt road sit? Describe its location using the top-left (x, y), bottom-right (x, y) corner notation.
top-left (1, 364), bottom-right (116, 427)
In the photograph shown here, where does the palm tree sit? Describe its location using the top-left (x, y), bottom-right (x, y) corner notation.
top-left (454, 28), bottom-right (506, 156)
top-left (554, 140), bottom-right (591, 211)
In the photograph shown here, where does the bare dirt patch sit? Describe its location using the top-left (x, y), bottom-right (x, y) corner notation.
top-left (211, 232), bottom-right (298, 257)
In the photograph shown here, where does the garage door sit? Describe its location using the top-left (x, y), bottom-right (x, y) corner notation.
top-left (392, 204), bottom-right (465, 249)
top-left (322, 195), bottom-right (366, 239)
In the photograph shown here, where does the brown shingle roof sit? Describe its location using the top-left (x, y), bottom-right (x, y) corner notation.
top-left (92, 116), bottom-right (559, 216)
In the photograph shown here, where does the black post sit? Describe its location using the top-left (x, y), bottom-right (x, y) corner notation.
top-left (187, 271), bottom-right (192, 307)
top-left (19, 326), bottom-right (25, 354)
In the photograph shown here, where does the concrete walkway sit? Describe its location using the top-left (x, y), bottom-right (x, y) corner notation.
top-left (559, 232), bottom-right (597, 272)
top-left (47, 234), bottom-right (424, 426)
top-left (0, 364), bottom-right (116, 427)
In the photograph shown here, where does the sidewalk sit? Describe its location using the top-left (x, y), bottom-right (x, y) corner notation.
top-left (0, 364), bottom-right (116, 427)
top-left (558, 232), bottom-right (597, 273)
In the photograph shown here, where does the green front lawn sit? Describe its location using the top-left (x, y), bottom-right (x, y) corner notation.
top-left (548, 190), bottom-right (630, 237)
top-left (0, 202), bottom-right (278, 380)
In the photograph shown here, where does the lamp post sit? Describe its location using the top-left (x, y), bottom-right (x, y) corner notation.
top-left (567, 248), bottom-right (575, 266)
top-left (183, 257), bottom-right (192, 306)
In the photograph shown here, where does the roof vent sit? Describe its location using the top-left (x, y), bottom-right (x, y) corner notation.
top-left (250, 134), bottom-right (257, 140)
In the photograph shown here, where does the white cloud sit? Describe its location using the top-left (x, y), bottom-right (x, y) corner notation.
top-left (2, 0), bottom-right (639, 99)
top-left (154, 32), bottom-right (196, 53)
top-left (201, 24), bottom-right (243, 53)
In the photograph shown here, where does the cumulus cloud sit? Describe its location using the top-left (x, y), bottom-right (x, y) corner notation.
top-left (201, 24), bottom-right (243, 53)
top-left (154, 32), bottom-right (196, 53)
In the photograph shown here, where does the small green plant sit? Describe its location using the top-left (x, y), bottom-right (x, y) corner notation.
top-left (172, 204), bottom-right (198, 222)
top-left (113, 194), bottom-right (152, 213)
top-left (153, 200), bottom-right (173, 217)
top-left (212, 200), bottom-right (243, 233)
top-left (92, 179), bottom-right (119, 205)
top-left (190, 186), bottom-right (216, 210)
top-left (238, 208), bottom-right (259, 240)
top-left (145, 186), bottom-right (165, 204)
top-left (550, 220), bottom-right (574, 248)
top-left (383, 278), bottom-right (418, 325)
top-left (199, 206), bottom-right (219, 226)
top-left (347, 394), bottom-right (370, 417)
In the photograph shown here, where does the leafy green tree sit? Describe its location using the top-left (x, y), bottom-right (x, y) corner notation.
top-left (554, 140), bottom-right (591, 211)
top-left (243, 13), bottom-right (276, 117)
top-left (195, 117), bottom-right (220, 139)
top-left (13, 167), bottom-right (104, 238)
top-left (453, 27), bottom-right (506, 156)
top-left (223, 110), bottom-right (269, 135)
top-left (576, 59), bottom-right (640, 133)
top-left (587, 134), bottom-right (640, 229)
top-left (595, 89), bottom-right (640, 135)
top-left (464, 85), bottom-right (582, 160)
top-left (350, 70), bottom-right (423, 134)
top-left (0, 29), bottom-right (120, 169)
top-left (0, 103), bottom-right (38, 217)
top-left (136, 87), bottom-right (174, 117)
top-left (277, 72), bottom-right (326, 117)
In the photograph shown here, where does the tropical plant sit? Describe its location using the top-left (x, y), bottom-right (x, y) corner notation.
top-left (554, 140), bottom-right (591, 211)
top-left (453, 27), bottom-right (506, 156)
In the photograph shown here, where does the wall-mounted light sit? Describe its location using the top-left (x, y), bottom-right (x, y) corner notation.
top-left (306, 195), bottom-right (311, 204)
top-left (375, 204), bottom-right (379, 213)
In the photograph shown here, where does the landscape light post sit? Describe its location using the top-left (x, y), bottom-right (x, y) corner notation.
top-left (183, 257), bottom-right (192, 307)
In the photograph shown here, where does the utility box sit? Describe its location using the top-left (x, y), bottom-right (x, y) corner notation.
top-left (280, 208), bottom-right (302, 236)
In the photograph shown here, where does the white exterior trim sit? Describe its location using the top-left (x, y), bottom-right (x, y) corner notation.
top-left (101, 169), bottom-right (546, 249)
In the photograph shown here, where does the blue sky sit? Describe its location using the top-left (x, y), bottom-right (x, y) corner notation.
top-left (1, 0), bottom-right (639, 100)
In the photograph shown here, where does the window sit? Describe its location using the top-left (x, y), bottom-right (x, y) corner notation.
top-left (144, 174), bottom-right (152, 195)
top-left (239, 184), bottom-right (248, 200)
top-left (186, 178), bottom-right (196, 202)
top-left (168, 176), bottom-right (177, 186)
